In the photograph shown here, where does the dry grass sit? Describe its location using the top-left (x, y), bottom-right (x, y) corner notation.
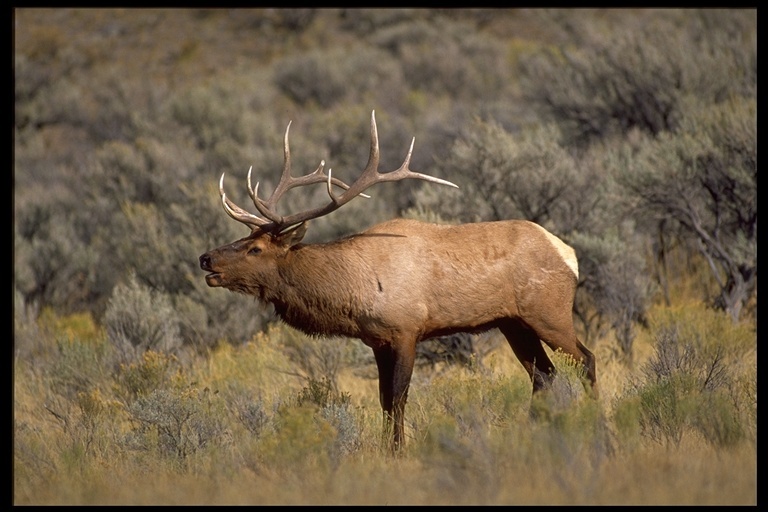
top-left (15, 438), bottom-right (756, 506)
top-left (14, 301), bottom-right (756, 505)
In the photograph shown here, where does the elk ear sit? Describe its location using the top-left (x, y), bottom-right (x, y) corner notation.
top-left (274, 222), bottom-right (308, 247)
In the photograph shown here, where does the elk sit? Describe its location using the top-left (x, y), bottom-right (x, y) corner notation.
top-left (199, 111), bottom-right (598, 450)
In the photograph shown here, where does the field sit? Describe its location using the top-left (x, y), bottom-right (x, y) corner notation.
top-left (13, 297), bottom-right (756, 505)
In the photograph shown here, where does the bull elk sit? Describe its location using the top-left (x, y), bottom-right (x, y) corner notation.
top-left (199, 111), bottom-right (598, 450)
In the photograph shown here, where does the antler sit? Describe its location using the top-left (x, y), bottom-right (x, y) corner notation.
top-left (219, 110), bottom-right (459, 233)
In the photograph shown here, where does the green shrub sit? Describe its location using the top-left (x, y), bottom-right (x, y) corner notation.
top-left (258, 405), bottom-right (335, 472)
top-left (613, 316), bottom-right (750, 448)
top-left (113, 350), bottom-right (180, 403)
top-left (691, 391), bottom-right (745, 448)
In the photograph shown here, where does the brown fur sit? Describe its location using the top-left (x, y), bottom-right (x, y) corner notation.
top-left (200, 217), bottom-right (598, 450)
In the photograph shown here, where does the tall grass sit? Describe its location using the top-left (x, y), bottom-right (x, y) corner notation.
top-left (13, 299), bottom-right (756, 505)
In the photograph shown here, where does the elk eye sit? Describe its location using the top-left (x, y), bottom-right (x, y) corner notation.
top-left (248, 247), bottom-right (262, 255)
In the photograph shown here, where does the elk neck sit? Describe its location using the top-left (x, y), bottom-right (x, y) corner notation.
top-left (266, 237), bottom-right (375, 338)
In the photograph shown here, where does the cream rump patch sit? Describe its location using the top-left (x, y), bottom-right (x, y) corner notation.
top-left (532, 224), bottom-right (579, 279)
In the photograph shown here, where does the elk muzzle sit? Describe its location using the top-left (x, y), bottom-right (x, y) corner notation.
top-left (199, 252), bottom-right (223, 287)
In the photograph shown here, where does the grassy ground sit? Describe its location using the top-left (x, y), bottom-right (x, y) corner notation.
top-left (13, 301), bottom-right (756, 505)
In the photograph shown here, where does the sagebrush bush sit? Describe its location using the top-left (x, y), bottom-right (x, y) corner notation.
top-left (520, 10), bottom-right (755, 146)
top-left (169, 84), bottom-right (248, 150)
top-left (646, 303), bottom-right (755, 361)
top-left (126, 386), bottom-right (229, 460)
top-left (228, 387), bottom-right (271, 438)
top-left (276, 327), bottom-right (348, 390)
top-left (14, 207), bottom-right (99, 314)
top-left (371, 17), bottom-right (512, 100)
top-left (104, 273), bottom-right (182, 364)
top-left (25, 309), bottom-right (110, 402)
top-left (411, 351), bottom-right (611, 504)
top-left (13, 286), bottom-right (40, 361)
top-left (257, 405), bottom-right (336, 472)
top-left (113, 349), bottom-right (180, 402)
top-left (414, 120), bottom-right (582, 227)
top-left (528, 350), bottom-right (595, 421)
top-left (273, 45), bottom-right (406, 110)
top-left (292, 377), bottom-right (350, 409)
top-left (203, 333), bottom-right (297, 396)
top-left (320, 402), bottom-right (362, 462)
top-left (570, 226), bottom-right (655, 355)
top-left (613, 313), bottom-right (751, 448)
top-left (619, 96), bottom-right (756, 323)
top-left (290, 378), bottom-right (362, 462)
top-left (412, 362), bottom-right (530, 442)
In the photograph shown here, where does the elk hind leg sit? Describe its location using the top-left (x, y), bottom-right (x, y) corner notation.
top-left (527, 317), bottom-right (598, 399)
top-left (498, 319), bottom-right (556, 394)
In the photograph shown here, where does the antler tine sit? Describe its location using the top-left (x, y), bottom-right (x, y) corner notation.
top-left (258, 120), bottom-right (295, 211)
top-left (364, 110), bottom-right (381, 177)
top-left (325, 110), bottom-right (381, 205)
top-left (388, 137), bottom-right (460, 189)
top-left (326, 168), bottom-right (371, 202)
top-left (218, 173), bottom-right (273, 231)
top-left (325, 110), bottom-right (458, 206)
top-left (247, 166), bottom-right (284, 225)
top-left (246, 119), bottom-right (366, 225)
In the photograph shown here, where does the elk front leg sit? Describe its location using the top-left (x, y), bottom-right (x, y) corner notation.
top-left (372, 343), bottom-right (416, 451)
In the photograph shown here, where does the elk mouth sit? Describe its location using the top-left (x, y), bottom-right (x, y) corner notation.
top-left (204, 272), bottom-right (223, 287)
top-left (200, 254), bottom-right (223, 287)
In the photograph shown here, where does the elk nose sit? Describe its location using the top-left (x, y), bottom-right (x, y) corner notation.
top-left (199, 253), bottom-right (212, 271)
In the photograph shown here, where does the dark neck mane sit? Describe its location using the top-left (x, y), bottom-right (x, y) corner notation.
top-left (267, 240), bottom-right (370, 338)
